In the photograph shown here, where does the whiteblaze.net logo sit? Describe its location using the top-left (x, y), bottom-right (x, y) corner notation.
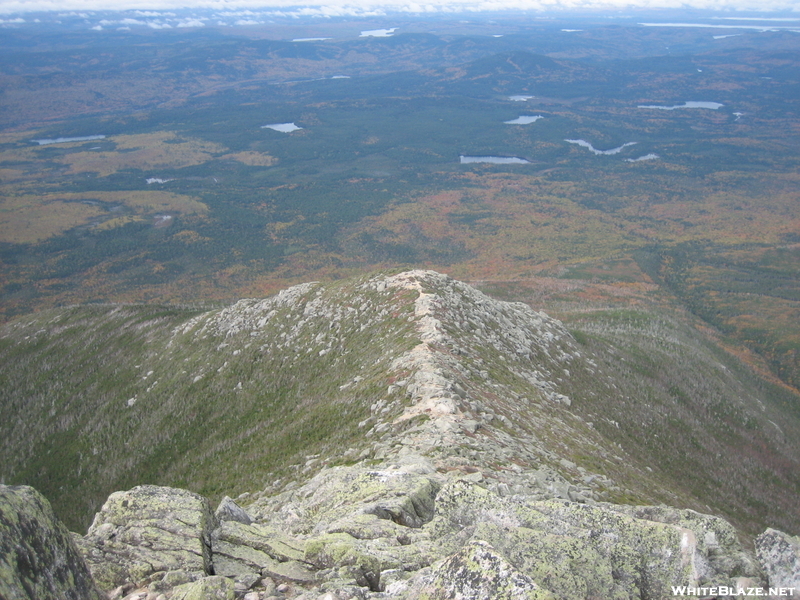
top-left (672, 586), bottom-right (796, 597)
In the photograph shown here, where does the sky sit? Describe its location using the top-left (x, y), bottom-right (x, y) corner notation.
top-left (1, 0), bottom-right (799, 17)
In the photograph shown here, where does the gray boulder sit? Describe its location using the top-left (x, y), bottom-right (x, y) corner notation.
top-left (0, 484), bottom-right (104, 600)
top-left (215, 496), bottom-right (252, 525)
top-left (76, 485), bottom-right (218, 591)
top-left (756, 528), bottom-right (800, 589)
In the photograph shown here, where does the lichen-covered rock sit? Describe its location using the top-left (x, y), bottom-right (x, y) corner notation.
top-left (425, 479), bottom-right (763, 600)
top-left (150, 569), bottom-right (204, 593)
top-left (250, 459), bottom-right (443, 536)
top-left (305, 533), bottom-right (381, 590)
top-left (171, 575), bottom-right (235, 600)
top-left (236, 457), bottom-right (766, 600)
top-left (210, 519), bottom-right (309, 581)
top-left (244, 457), bottom-right (447, 593)
top-left (261, 559), bottom-right (318, 584)
top-left (0, 484), bottom-right (104, 600)
top-left (755, 528), bottom-right (800, 589)
top-left (70, 458), bottom-right (767, 600)
top-left (213, 520), bottom-right (305, 562)
top-left (604, 504), bottom-right (762, 582)
top-left (401, 540), bottom-right (555, 600)
top-left (77, 485), bottom-right (218, 591)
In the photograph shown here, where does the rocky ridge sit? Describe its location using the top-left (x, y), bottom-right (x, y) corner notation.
top-left (167, 269), bottom-right (628, 506)
top-left (2, 269), bottom-right (800, 599)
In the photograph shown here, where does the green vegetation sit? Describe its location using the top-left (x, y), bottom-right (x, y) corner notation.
top-left (637, 243), bottom-right (800, 393)
top-left (0, 276), bottom-right (420, 531)
top-left (548, 306), bottom-right (800, 537)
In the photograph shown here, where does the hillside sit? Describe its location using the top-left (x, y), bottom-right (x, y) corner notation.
top-left (2, 269), bottom-right (798, 540)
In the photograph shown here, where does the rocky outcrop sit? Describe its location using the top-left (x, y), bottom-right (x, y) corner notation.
top-left (164, 270), bottom-right (613, 511)
top-left (279, 461), bottom-right (761, 599)
top-left (0, 484), bottom-right (103, 600)
top-left (0, 453), bottom-right (792, 600)
top-left (62, 455), bottom-right (781, 600)
top-left (76, 485), bottom-right (218, 591)
top-left (755, 529), bottom-right (800, 589)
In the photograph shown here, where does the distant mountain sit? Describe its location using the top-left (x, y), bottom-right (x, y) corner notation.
top-left (2, 269), bottom-right (798, 540)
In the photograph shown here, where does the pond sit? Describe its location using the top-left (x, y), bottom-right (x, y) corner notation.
top-left (31, 135), bottom-right (106, 145)
top-left (504, 116), bottom-right (543, 125)
top-left (460, 155), bottom-right (530, 164)
top-left (360, 28), bottom-right (397, 37)
top-left (261, 123), bottom-right (302, 133)
top-left (638, 101), bottom-right (723, 110)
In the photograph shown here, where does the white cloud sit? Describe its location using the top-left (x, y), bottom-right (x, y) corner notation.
top-left (2, 0), bottom-right (800, 16)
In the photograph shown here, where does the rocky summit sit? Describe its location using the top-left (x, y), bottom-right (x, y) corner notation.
top-left (1, 270), bottom-right (800, 599)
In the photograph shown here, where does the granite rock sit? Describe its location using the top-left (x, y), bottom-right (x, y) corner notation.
top-left (0, 484), bottom-right (104, 600)
top-left (755, 528), bottom-right (800, 589)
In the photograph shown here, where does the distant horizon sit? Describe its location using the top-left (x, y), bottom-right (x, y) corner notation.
top-left (2, 0), bottom-right (800, 18)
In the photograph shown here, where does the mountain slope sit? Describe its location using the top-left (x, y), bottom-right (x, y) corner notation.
top-left (1, 270), bottom-right (798, 537)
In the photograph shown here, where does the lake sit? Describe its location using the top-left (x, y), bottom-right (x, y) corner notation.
top-left (504, 116), bottom-right (543, 125)
top-left (565, 140), bottom-right (637, 155)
